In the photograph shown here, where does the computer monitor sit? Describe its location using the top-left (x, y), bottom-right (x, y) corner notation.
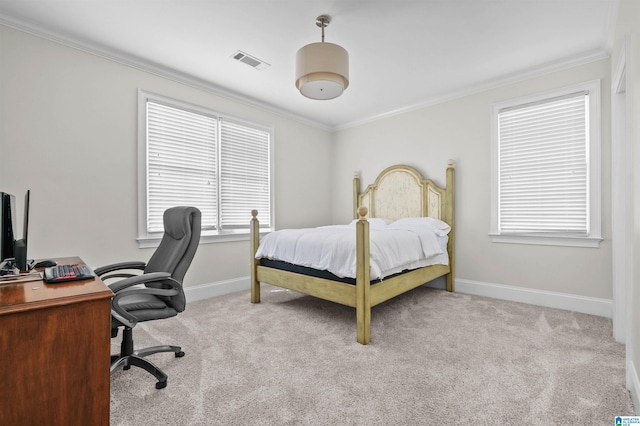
top-left (0, 190), bottom-right (31, 272)
top-left (0, 192), bottom-right (17, 262)
top-left (14, 190), bottom-right (30, 271)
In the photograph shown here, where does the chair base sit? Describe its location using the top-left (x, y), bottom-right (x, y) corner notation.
top-left (111, 327), bottom-right (184, 389)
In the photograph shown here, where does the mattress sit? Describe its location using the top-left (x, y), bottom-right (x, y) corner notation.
top-left (255, 218), bottom-right (450, 280)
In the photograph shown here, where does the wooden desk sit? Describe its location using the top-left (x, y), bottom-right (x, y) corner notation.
top-left (0, 256), bottom-right (113, 426)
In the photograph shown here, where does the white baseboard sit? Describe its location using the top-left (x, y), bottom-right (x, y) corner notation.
top-left (629, 361), bottom-right (640, 415)
top-left (451, 278), bottom-right (613, 318)
top-left (189, 276), bottom-right (613, 319)
top-left (184, 276), bottom-right (250, 303)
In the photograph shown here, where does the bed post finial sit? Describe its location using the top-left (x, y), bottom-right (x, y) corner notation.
top-left (447, 159), bottom-right (454, 168)
top-left (357, 206), bottom-right (368, 219)
top-left (251, 209), bottom-right (258, 218)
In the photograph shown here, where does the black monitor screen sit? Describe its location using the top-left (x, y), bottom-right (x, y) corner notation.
top-left (0, 192), bottom-right (17, 262)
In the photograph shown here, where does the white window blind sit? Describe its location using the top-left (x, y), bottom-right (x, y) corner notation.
top-left (498, 92), bottom-right (589, 235)
top-left (147, 101), bottom-right (218, 233)
top-left (220, 120), bottom-right (271, 229)
top-left (140, 91), bottom-right (272, 243)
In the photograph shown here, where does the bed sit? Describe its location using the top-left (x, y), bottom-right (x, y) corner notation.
top-left (250, 161), bottom-right (455, 344)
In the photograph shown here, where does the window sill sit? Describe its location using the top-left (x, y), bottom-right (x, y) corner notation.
top-left (137, 229), bottom-right (272, 249)
top-left (489, 233), bottom-right (602, 248)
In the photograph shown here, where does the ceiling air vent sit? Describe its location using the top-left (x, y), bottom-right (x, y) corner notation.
top-left (232, 51), bottom-right (270, 71)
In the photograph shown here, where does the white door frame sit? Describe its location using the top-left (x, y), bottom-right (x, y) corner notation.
top-left (611, 37), bottom-right (632, 386)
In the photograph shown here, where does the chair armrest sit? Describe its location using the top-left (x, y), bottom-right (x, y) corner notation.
top-left (94, 261), bottom-right (146, 277)
top-left (108, 271), bottom-right (173, 293)
top-left (109, 272), bottom-right (180, 328)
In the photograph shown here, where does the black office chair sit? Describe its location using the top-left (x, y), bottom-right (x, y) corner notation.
top-left (95, 206), bottom-right (201, 389)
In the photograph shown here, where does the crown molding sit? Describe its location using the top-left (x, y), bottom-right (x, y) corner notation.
top-left (1, 13), bottom-right (611, 134)
top-left (336, 48), bottom-right (610, 131)
top-left (0, 14), bottom-right (333, 132)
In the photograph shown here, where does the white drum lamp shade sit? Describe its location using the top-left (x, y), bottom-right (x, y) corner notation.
top-left (295, 15), bottom-right (349, 100)
top-left (296, 42), bottom-right (349, 100)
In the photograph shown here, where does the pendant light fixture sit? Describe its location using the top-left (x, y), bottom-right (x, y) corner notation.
top-left (295, 15), bottom-right (349, 100)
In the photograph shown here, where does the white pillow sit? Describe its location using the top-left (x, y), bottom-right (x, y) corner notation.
top-left (389, 217), bottom-right (451, 236)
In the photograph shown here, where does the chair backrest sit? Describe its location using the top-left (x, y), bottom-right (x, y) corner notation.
top-left (145, 206), bottom-right (201, 312)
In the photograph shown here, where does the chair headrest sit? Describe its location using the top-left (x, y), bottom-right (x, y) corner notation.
top-left (163, 206), bottom-right (198, 240)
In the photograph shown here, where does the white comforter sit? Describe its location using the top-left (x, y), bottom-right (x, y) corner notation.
top-left (255, 218), bottom-right (450, 280)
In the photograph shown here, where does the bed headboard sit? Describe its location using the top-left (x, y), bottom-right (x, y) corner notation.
top-left (353, 161), bottom-right (455, 226)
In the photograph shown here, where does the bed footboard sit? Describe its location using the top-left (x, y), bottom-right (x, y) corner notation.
top-left (250, 208), bottom-right (373, 344)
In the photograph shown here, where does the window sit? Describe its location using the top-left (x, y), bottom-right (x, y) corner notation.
top-left (490, 80), bottom-right (601, 247)
top-left (138, 90), bottom-right (273, 247)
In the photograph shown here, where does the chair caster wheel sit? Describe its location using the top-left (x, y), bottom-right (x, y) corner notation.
top-left (156, 380), bottom-right (167, 390)
top-left (176, 351), bottom-right (185, 358)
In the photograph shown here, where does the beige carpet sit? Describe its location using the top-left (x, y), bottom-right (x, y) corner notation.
top-left (110, 284), bottom-right (634, 425)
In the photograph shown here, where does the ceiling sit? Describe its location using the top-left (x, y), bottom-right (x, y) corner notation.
top-left (0, 0), bottom-right (617, 130)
